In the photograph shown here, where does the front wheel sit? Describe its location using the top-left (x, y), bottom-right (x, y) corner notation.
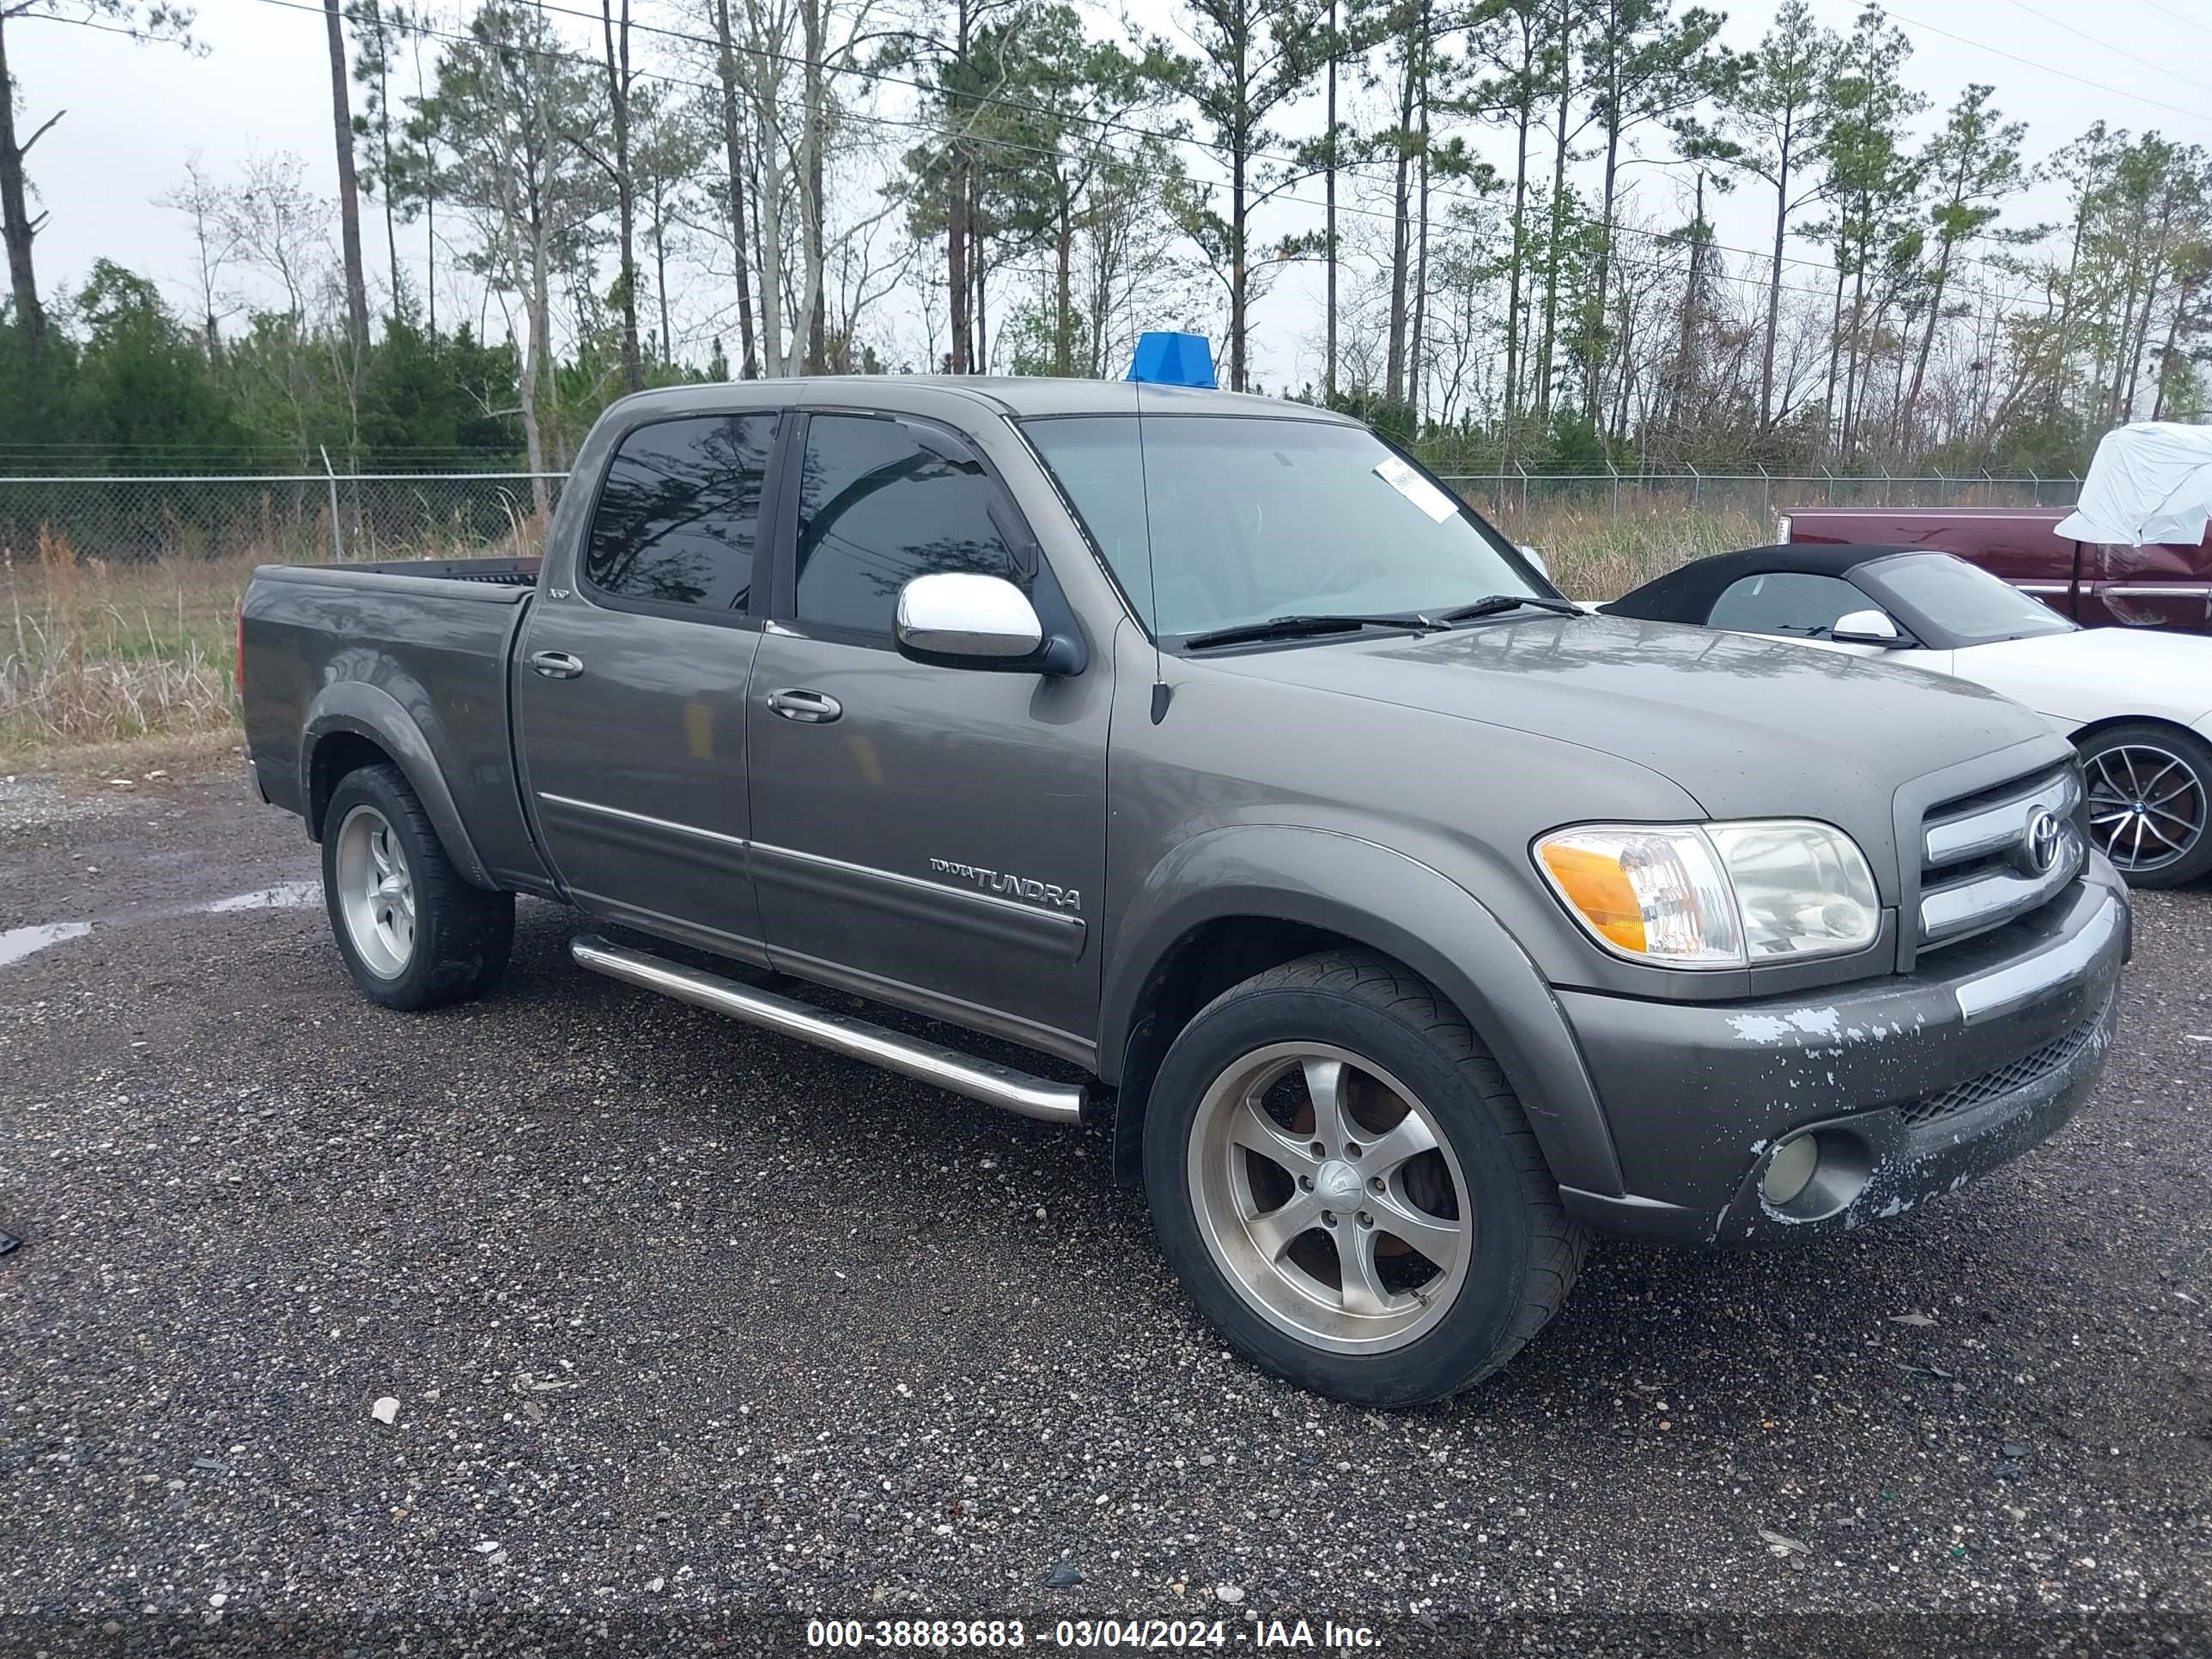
top-left (2078, 721), bottom-right (2212, 888)
top-left (1143, 950), bottom-right (1586, 1407)
top-left (322, 763), bottom-right (515, 1010)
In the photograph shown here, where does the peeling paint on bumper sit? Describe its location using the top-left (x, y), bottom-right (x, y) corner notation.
top-left (1553, 868), bottom-right (2130, 1245)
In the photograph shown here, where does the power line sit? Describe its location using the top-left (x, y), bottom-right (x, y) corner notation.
top-left (2002, 0), bottom-right (2212, 100)
top-left (2129, 0), bottom-right (2212, 41)
top-left (227, 0), bottom-right (2045, 310)
top-left (1887, 7), bottom-right (2212, 130)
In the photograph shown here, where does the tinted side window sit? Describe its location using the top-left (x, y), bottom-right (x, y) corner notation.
top-left (584, 414), bottom-right (776, 612)
top-left (1707, 572), bottom-right (1866, 638)
top-left (794, 415), bottom-right (1022, 636)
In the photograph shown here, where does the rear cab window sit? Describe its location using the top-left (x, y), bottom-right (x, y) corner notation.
top-left (583, 413), bottom-right (779, 617)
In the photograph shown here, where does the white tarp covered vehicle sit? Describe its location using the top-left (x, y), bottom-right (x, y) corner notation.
top-left (2055, 422), bottom-right (2212, 549)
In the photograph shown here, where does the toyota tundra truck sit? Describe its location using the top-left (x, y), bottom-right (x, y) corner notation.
top-left (240, 378), bottom-right (2130, 1407)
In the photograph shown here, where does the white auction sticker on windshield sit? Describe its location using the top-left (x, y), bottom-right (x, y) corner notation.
top-left (1373, 455), bottom-right (1460, 523)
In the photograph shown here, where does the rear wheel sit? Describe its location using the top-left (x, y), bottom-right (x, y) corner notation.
top-left (322, 763), bottom-right (514, 1010)
top-left (2077, 721), bottom-right (2212, 888)
top-left (1143, 950), bottom-right (1586, 1407)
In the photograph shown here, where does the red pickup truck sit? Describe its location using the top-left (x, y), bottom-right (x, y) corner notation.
top-left (1780, 507), bottom-right (2212, 633)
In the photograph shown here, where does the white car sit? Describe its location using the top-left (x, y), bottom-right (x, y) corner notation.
top-left (1603, 544), bottom-right (2212, 887)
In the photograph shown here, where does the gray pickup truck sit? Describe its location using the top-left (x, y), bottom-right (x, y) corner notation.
top-left (241, 378), bottom-right (2130, 1406)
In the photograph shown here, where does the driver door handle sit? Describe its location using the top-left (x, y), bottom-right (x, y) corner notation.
top-left (768, 687), bottom-right (842, 724)
top-left (528, 650), bottom-right (585, 680)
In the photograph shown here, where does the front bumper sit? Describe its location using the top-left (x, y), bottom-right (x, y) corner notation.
top-left (1554, 866), bottom-right (2130, 1244)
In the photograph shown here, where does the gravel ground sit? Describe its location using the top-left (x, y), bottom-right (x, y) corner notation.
top-left (2, 769), bottom-right (2208, 1658)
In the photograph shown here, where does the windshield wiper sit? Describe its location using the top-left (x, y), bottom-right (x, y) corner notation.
top-left (1179, 612), bottom-right (1448, 651)
top-left (1435, 593), bottom-right (1584, 623)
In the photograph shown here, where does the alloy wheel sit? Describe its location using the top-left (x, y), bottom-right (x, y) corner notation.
top-left (2085, 743), bottom-right (2205, 875)
top-left (1187, 1042), bottom-right (1470, 1354)
top-left (333, 803), bottom-right (416, 977)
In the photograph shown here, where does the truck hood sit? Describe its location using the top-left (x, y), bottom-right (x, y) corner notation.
top-left (1206, 612), bottom-right (2058, 821)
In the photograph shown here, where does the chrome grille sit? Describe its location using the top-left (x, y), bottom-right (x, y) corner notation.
top-left (1896, 1006), bottom-right (2106, 1126)
top-left (1917, 765), bottom-right (2084, 951)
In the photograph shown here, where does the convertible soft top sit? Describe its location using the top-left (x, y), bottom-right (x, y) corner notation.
top-left (1602, 543), bottom-right (1923, 622)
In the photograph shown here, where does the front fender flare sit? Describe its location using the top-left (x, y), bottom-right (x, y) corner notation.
top-left (1100, 824), bottom-right (1626, 1199)
top-left (300, 681), bottom-right (497, 890)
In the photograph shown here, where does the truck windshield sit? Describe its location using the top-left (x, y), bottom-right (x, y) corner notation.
top-left (1023, 415), bottom-right (1548, 641)
top-left (1857, 552), bottom-right (2077, 647)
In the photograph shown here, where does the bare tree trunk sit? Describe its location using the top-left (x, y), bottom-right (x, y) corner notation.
top-left (1408, 86), bottom-right (1431, 424)
top-left (2122, 227), bottom-right (2169, 420)
top-left (753, 57), bottom-right (787, 377)
top-left (2106, 248), bottom-right (2145, 423)
top-left (971, 222), bottom-right (987, 372)
top-left (799, 0), bottom-right (825, 374)
top-left (374, 47), bottom-right (399, 302)
top-left (1584, 10), bottom-right (1621, 420)
top-left (1502, 93), bottom-right (1530, 424)
top-left (0, 13), bottom-right (50, 342)
top-left (1229, 137), bottom-right (1249, 391)
top-left (711, 0), bottom-right (758, 377)
top-left (522, 207), bottom-right (552, 515)
top-left (410, 21), bottom-right (437, 337)
top-left (602, 0), bottom-right (641, 392)
top-left (1323, 0), bottom-right (1337, 399)
top-left (1905, 248), bottom-right (1951, 449)
top-left (947, 167), bottom-right (969, 372)
top-left (1841, 252), bottom-right (1868, 458)
top-left (1822, 258), bottom-right (1845, 447)
top-left (1054, 191), bottom-right (1073, 375)
top-left (324, 0), bottom-right (372, 355)
top-left (654, 198), bottom-right (672, 365)
top-left (1384, 12), bottom-right (1416, 404)
top-left (2149, 275), bottom-right (2191, 420)
top-left (2043, 206), bottom-right (2087, 422)
top-left (1759, 122), bottom-right (1793, 430)
top-left (1534, 64), bottom-right (1571, 422)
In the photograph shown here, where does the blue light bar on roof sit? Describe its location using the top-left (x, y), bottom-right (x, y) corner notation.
top-left (1127, 331), bottom-right (1217, 389)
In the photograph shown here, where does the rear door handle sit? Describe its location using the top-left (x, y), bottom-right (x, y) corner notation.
top-left (528, 650), bottom-right (584, 680)
top-left (767, 687), bottom-right (842, 723)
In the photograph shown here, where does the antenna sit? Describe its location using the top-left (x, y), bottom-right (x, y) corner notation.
top-left (1124, 331), bottom-right (1214, 722)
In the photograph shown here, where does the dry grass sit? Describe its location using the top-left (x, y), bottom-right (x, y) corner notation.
top-left (1480, 496), bottom-right (1766, 602)
top-left (2, 507), bottom-right (548, 764)
top-left (2, 532), bottom-right (251, 760)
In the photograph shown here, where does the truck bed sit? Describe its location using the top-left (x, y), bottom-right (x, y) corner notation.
top-left (239, 556), bottom-right (549, 891)
top-left (340, 556), bottom-right (543, 587)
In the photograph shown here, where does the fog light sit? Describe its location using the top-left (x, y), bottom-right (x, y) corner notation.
top-left (1761, 1134), bottom-right (1819, 1206)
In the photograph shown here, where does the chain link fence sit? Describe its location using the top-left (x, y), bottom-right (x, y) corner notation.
top-left (1435, 468), bottom-right (2084, 532)
top-left (0, 473), bottom-right (568, 567)
top-left (0, 467), bottom-right (2082, 568)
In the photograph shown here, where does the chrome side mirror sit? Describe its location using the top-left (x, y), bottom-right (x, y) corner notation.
top-left (895, 573), bottom-right (1046, 668)
top-left (1831, 607), bottom-right (1905, 646)
top-left (1516, 544), bottom-right (1551, 580)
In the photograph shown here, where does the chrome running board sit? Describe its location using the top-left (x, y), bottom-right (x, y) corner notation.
top-left (569, 934), bottom-right (1088, 1126)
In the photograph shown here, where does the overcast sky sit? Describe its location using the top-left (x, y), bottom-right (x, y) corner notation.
top-left (14, 0), bottom-right (2212, 388)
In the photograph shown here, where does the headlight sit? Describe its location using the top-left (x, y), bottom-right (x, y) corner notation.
top-left (1535, 820), bottom-right (1880, 969)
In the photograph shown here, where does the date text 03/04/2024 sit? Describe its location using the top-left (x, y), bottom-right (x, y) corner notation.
top-left (804, 1617), bottom-right (1383, 1649)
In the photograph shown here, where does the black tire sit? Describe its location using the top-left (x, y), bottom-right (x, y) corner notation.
top-left (1143, 949), bottom-right (1587, 1407)
top-left (2076, 720), bottom-right (2212, 889)
top-left (321, 763), bottom-right (514, 1011)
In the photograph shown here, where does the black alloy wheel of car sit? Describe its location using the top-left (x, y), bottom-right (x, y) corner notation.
top-left (2076, 721), bottom-right (2212, 889)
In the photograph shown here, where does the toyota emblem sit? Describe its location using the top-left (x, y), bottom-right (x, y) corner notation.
top-left (2021, 806), bottom-right (2064, 876)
